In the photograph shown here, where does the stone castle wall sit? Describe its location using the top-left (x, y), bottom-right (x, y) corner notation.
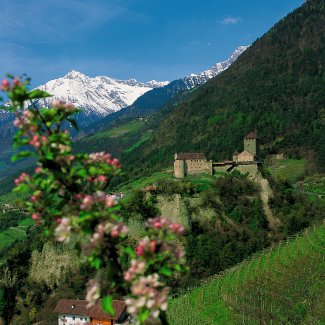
top-left (213, 165), bottom-right (230, 173)
top-left (233, 164), bottom-right (259, 180)
top-left (174, 159), bottom-right (212, 178)
top-left (244, 138), bottom-right (258, 156)
top-left (237, 151), bottom-right (255, 162)
top-left (174, 160), bottom-right (185, 178)
top-left (186, 159), bottom-right (212, 175)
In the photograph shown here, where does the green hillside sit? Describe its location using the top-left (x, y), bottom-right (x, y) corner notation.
top-left (114, 0), bottom-right (325, 179)
top-left (168, 223), bottom-right (325, 324)
top-left (268, 158), bottom-right (306, 182)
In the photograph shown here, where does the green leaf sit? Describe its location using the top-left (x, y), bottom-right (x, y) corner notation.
top-left (89, 257), bottom-right (101, 269)
top-left (78, 212), bottom-right (93, 222)
top-left (124, 246), bottom-right (136, 259)
top-left (102, 296), bottom-right (115, 316)
top-left (11, 151), bottom-right (32, 162)
top-left (77, 169), bottom-right (88, 178)
top-left (45, 152), bottom-right (54, 160)
top-left (160, 266), bottom-right (172, 276)
top-left (139, 310), bottom-right (150, 323)
top-left (0, 105), bottom-right (14, 112)
top-left (27, 89), bottom-right (52, 100)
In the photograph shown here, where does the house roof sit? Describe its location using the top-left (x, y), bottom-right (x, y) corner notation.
top-left (54, 299), bottom-right (126, 320)
top-left (244, 131), bottom-right (257, 140)
top-left (176, 153), bottom-right (206, 160)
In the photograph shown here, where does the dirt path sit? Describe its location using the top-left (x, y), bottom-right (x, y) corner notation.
top-left (258, 176), bottom-right (281, 229)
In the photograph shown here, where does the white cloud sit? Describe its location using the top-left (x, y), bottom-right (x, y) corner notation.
top-left (189, 41), bottom-right (201, 46)
top-left (0, 0), bottom-right (125, 43)
top-left (220, 17), bottom-right (242, 25)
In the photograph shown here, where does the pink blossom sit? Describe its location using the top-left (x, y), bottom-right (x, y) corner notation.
top-left (35, 167), bottom-right (42, 174)
top-left (150, 240), bottom-right (157, 253)
top-left (105, 195), bottom-right (117, 208)
top-left (29, 134), bottom-right (41, 148)
top-left (126, 274), bottom-right (169, 319)
top-left (14, 172), bottom-right (30, 185)
top-left (90, 223), bottom-right (105, 246)
top-left (29, 125), bottom-right (37, 132)
top-left (136, 245), bottom-right (145, 256)
top-left (55, 217), bottom-right (72, 242)
top-left (13, 78), bottom-right (23, 87)
top-left (13, 118), bottom-right (22, 128)
top-left (111, 223), bottom-right (128, 238)
top-left (52, 99), bottom-right (63, 108)
top-left (169, 223), bottom-right (184, 234)
top-left (154, 220), bottom-right (161, 228)
top-left (86, 279), bottom-right (100, 307)
top-left (41, 136), bottom-right (48, 143)
top-left (111, 229), bottom-right (119, 238)
top-left (94, 175), bottom-right (108, 183)
top-left (111, 158), bottom-right (120, 166)
top-left (176, 247), bottom-right (185, 259)
top-left (80, 195), bottom-right (93, 210)
top-left (147, 217), bottom-right (184, 234)
top-left (0, 79), bottom-right (10, 90)
top-left (32, 213), bottom-right (40, 221)
top-left (136, 237), bottom-right (150, 256)
top-left (65, 102), bottom-right (74, 110)
top-left (23, 110), bottom-right (33, 118)
top-left (124, 260), bottom-right (146, 282)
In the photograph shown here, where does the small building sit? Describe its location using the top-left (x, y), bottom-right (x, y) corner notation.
top-left (233, 132), bottom-right (259, 163)
top-left (54, 299), bottom-right (127, 325)
top-left (243, 131), bottom-right (259, 157)
top-left (144, 185), bottom-right (158, 192)
top-left (174, 153), bottom-right (212, 178)
top-left (173, 131), bottom-right (260, 178)
top-left (236, 150), bottom-right (255, 162)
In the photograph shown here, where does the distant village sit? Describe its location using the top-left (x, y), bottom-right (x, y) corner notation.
top-left (174, 131), bottom-right (261, 178)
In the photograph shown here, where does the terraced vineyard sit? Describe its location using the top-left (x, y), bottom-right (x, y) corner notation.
top-left (168, 223), bottom-right (325, 324)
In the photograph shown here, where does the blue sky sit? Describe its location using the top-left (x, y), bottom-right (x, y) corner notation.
top-left (0, 0), bottom-right (304, 87)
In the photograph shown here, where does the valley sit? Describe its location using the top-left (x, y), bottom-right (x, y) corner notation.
top-left (0, 0), bottom-right (324, 324)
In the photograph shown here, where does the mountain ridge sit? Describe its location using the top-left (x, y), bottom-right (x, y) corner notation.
top-left (115, 0), bottom-right (325, 176)
top-left (89, 45), bottom-right (249, 131)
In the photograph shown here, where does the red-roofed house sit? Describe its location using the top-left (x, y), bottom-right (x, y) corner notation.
top-left (54, 299), bottom-right (128, 325)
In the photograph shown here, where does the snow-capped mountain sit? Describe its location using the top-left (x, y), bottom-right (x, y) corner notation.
top-left (36, 71), bottom-right (169, 119)
top-left (182, 45), bottom-right (249, 88)
top-left (95, 45), bottom-right (249, 128)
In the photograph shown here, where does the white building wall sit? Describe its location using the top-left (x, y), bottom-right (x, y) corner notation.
top-left (58, 313), bottom-right (90, 325)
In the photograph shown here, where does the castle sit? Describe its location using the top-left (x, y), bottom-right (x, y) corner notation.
top-left (174, 132), bottom-right (260, 178)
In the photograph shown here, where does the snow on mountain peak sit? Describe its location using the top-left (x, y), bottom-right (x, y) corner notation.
top-left (182, 45), bottom-right (249, 89)
top-left (36, 71), bottom-right (169, 118)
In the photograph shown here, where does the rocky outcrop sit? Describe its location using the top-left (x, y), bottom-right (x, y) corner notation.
top-left (29, 241), bottom-right (80, 289)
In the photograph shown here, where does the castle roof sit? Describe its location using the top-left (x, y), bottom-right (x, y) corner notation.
top-left (176, 153), bottom-right (206, 160)
top-left (238, 150), bottom-right (255, 158)
top-left (54, 299), bottom-right (126, 320)
top-left (244, 131), bottom-right (257, 140)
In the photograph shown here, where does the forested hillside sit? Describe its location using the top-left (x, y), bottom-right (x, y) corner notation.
top-left (116, 0), bottom-right (325, 178)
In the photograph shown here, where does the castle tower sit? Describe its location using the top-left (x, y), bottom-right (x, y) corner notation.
top-left (174, 159), bottom-right (185, 178)
top-left (244, 131), bottom-right (259, 157)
